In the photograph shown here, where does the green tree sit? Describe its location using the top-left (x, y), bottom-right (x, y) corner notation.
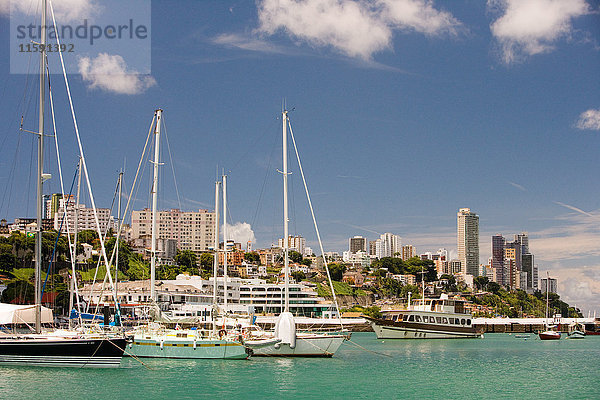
top-left (289, 251), bottom-right (303, 264)
top-left (244, 252), bottom-right (260, 264)
top-left (127, 255), bottom-right (149, 280)
top-left (327, 263), bottom-right (346, 281)
top-left (474, 276), bottom-right (490, 291)
top-left (175, 250), bottom-right (198, 269)
top-left (291, 271), bottom-right (306, 282)
top-left (1, 279), bottom-right (35, 304)
top-left (104, 237), bottom-right (133, 272)
top-left (301, 258), bottom-right (312, 267)
top-left (77, 230), bottom-right (99, 245)
top-left (199, 253), bottom-right (214, 275)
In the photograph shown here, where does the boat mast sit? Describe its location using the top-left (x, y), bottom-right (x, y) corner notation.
top-left (150, 109), bottom-right (162, 302)
top-left (282, 109), bottom-right (289, 313)
top-left (35, 0), bottom-right (47, 334)
top-left (69, 159), bottom-right (82, 329)
top-left (115, 170), bottom-right (123, 325)
top-left (222, 173), bottom-right (228, 311)
top-left (212, 179), bottom-right (220, 334)
top-left (545, 271), bottom-right (550, 329)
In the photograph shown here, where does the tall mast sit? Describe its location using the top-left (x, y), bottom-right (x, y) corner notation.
top-left (115, 170), bottom-right (123, 324)
top-left (212, 179), bottom-right (220, 334)
top-left (282, 109), bottom-right (289, 313)
top-left (150, 109), bottom-right (162, 302)
top-left (35, 0), bottom-right (47, 334)
top-left (222, 174), bottom-right (228, 310)
top-left (69, 159), bottom-right (82, 329)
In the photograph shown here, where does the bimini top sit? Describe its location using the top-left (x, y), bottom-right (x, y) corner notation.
top-left (0, 303), bottom-right (53, 325)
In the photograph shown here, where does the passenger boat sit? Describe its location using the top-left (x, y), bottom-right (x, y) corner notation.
top-left (365, 293), bottom-right (483, 339)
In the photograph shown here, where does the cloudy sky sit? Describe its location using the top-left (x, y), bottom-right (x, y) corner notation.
top-left (0, 0), bottom-right (599, 312)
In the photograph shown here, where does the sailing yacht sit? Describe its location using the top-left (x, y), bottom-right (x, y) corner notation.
top-left (245, 109), bottom-right (348, 357)
top-left (0, 0), bottom-right (126, 367)
top-left (538, 272), bottom-right (561, 340)
top-left (126, 110), bottom-right (248, 359)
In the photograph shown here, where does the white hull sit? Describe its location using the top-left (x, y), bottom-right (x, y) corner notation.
top-left (567, 331), bottom-right (585, 339)
top-left (370, 322), bottom-right (481, 339)
top-left (127, 329), bottom-right (247, 359)
top-left (251, 334), bottom-right (346, 357)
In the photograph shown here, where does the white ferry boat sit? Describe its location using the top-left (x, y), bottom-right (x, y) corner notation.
top-left (365, 294), bottom-right (483, 339)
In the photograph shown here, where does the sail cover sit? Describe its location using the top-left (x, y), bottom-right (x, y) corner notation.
top-left (0, 303), bottom-right (53, 324)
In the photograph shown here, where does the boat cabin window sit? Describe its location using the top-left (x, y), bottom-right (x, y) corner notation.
top-left (467, 319), bottom-right (471, 326)
top-left (408, 315), bottom-right (415, 322)
top-left (415, 315), bottom-right (422, 322)
top-left (461, 319), bottom-right (466, 325)
top-left (403, 315), bottom-right (409, 321)
top-left (436, 317), bottom-right (442, 324)
top-left (442, 318), bottom-right (448, 324)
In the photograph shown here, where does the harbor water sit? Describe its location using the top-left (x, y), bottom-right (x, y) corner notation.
top-left (1, 333), bottom-right (598, 399)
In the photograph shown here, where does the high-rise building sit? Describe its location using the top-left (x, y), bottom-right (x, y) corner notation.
top-left (131, 208), bottom-right (215, 256)
top-left (348, 236), bottom-right (367, 254)
top-left (401, 245), bottom-right (416, 260)
top-left (540, 276), bottom-right (558, 294)
top-left (521, 253), bottom-right (535, 290)
top-left (368, 240), bottom-right (377, 257)
top-left (491, 234), bottom-right (506, 285)
top-left (278, 235), bottom-right (306, 255)
top-left (376, 233), bottom-right (401, 258)
top-left (54, 196), bottom-right (114, 233)
top-left (457, 208), bottom-right (479, 276)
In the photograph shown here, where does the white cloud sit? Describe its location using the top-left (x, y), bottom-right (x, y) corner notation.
top-left (78, 53), bottom-right (156, 95)
top-left (576, 109), bottom-right (600, 130)
top-left (256, 0), bottom-right (461, 60)
top-left (489, 0), bottom-right (590, 64)
top-left (548, 266), bottom-right (600, 314)
top-left (212, 33), bottom-right (290, 54)
top-left (225, 222), bottom-right (256, 246)
top-left (1, 0), bottom-right (100, 22)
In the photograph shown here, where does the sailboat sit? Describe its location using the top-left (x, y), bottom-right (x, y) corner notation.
top-left (245, 109), bottom-right (348, 357)
top-left (0, 0), bottom-right (126, 367)
top-left (126, 110), bottom-right (248, 359)
top-left (538, 272), bottom-right (560, 340)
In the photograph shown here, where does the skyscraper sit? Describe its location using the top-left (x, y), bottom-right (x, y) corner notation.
top-left (457, 208), bottom-right (479, 276)
top-left (348, 236), bottom-right (367, 254)
top-left (491, 234), bottom-right (506, 285)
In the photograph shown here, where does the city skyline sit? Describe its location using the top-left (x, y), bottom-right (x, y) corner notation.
top-left (0, 1), bottom-right (598, 313)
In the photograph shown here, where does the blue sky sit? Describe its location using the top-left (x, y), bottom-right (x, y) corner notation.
top-left (0, 0), bottom-right (599, 312)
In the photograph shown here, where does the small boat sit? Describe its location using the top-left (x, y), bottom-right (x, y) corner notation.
top-left (538, 272), bottom-right (561, 341)
top-left (567, 323), bottom-right (585, 339)
top-left (514, 334), bottom-right (530, 339)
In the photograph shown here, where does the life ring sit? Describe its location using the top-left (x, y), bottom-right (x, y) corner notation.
top-left (218, 329), bottom-right (227, 338)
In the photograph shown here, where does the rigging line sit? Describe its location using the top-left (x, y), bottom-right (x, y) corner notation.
top-left (162, 118), bottom-right (183, 211)
top-left (0, 126), bottom-right (25, 216)
top-left (229, 117), bottom-right (280, 174)
top-left (49, 1), bottom-right (120, 315)
top-left (287, 118), bottom-right (343, 330)
top-left (41, 167), bottom-right (78, 297)
top-left (343, 338), bottom-right (392, 358)
top-left (250, 131), bottom-right (278, 228)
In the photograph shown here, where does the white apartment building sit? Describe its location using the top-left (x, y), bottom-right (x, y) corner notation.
top-left (53, 197), bottom-right (115, 233)
top-left (375, 233), bottom-right (401, 258)
top-left (131, 208), bottom-right (215, 256)
top-left (278, 235), bottom-right (306, 255)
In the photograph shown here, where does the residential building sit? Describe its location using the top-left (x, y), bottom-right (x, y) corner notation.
top-left (131, 208), bottom-right (215, 256)
top-left (278, 235), bottom-right (306, 255)
top-left (53, 196), bottom-right (114, 233)
top-left (401, 245), bottom-right (416, 260)
top-left (348, 236), bottom-right (367, 254)
top-left (540, 276), bottom-right (558, 294)
top-left (491, 234), bottom-right (506, 286)
top-left (457, 208), bottom-right (479, 276)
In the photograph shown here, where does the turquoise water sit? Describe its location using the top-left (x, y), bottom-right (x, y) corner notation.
top-left (1, 333), bottom-right (598, 399)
